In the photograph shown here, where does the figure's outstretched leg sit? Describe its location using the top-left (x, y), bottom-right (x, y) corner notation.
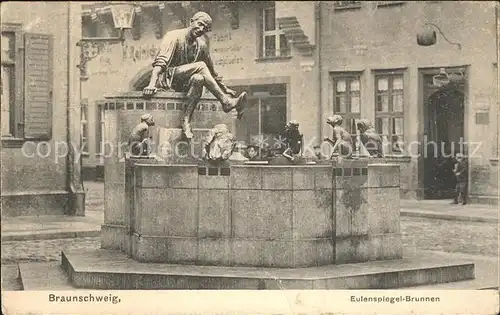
top-left (182, 74), bottom-right (204, 139)
top-left (172, 62), bottom-right (247, 117)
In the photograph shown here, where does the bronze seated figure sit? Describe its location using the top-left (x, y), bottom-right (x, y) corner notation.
top-left (142, 11), bottom-right (247, 140)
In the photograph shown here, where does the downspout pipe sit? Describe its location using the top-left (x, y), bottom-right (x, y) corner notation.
top-left (496, 4), bottom-right (499, 158)
top-left (67, 2), bottom-right (85, 216)
top-left (66, 2), bottom-right (73, 213)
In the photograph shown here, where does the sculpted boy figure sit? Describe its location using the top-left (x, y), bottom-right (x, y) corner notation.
top-left (282, 120), bottom-right (303, 161)
top-left (129, 114), bottom-right (155, 156)
top-left (357, 118), bottom-right (384, 158)
top-left (323, 115), bottom-right (354, 159)
top-left (202, 124), bottom-right (235, 161)
top-left (143, 11), bottom-right (247, 139)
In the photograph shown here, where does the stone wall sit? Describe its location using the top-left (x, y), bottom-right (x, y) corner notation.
top-left (102, 157), bottom-right (402, 268)
top-left (1, 2), bottom-right (82, 216)
top-left (334, 159), bottom-right (402, 264)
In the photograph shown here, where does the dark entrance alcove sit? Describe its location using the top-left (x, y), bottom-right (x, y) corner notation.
top-left (423, 83), bottom-right (465, 199)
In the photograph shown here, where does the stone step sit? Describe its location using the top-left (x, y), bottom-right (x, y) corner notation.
top-left (61, 249), bottom-right (475, 290)
top-left (19, 262), bottom-right (80, 290)
top-left (400, 250), bottom-right (498, 290)
top-left (1, 265), bottom-right (22, 291)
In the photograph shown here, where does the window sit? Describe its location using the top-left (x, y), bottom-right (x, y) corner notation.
top-left (231, 84), bottom-right (287, 151)
top-left (96, 101), bottom-right (105, 155)
top-left (1, 32), bottom-right (15, 137)
top-left (377, 1), bottom-right (406, 7)
top-left (260, 5), bottom-right (290, 58)
top-left (374, 72), bottom-right (405, 154)
top-left (332, 74), bottom-right (361, 144)
top-left (81, 99), bottom-right (89, 155)
top-left (334, 1), bottom-right (362, 10)
top-left (1, 23), bottom-right (53, 145)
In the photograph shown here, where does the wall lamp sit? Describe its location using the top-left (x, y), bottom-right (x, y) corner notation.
top-left (416, 23), bottom-right (462, 50)
top-left (77, 3), bottom-right (136, 80)
top-left (432, 67), bottom-right (465, 88)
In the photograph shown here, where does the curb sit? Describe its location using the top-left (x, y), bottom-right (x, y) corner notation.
top-left (401, 210), bottom-right (498, 223)
top-left (1, 230), bottom-right (101, 242)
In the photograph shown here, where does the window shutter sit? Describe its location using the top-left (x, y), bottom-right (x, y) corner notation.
top-left (24, 33), bottom-right (53, 140)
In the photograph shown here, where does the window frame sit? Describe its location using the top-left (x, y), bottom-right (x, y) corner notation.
top-left (1, 23), bottom-right (24, 144)
top-left (257, 4), bottom-right (291, 60)
top-left (80, 98), bottom-right (89, 156)
top-left (331, 72), bottom-right (363, 144)
top-left (373, 69), bottom-right (406, 155)
top-left (376, 1), bottom-right (406, 7)
top-left (1, 49), bottom-right (15, 137)
top-left (95, 101), bottom-right (105, 155)
top-left (333, 1), bottom-right (362, 11)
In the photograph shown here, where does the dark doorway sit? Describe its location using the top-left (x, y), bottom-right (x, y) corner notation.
top-left (423, 72), bottom-right (465, 199)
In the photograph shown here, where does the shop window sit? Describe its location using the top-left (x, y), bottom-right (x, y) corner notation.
top-left (1, 23), bottom-right (53, 146)
top-left (259, 5), bottom-right (290, 58)
top-left (230, 84), bottom-right (287, 151)
top-left (374, 72), bottom-right (405, 155)
top-left (331, 74), bottom-right (362, 144)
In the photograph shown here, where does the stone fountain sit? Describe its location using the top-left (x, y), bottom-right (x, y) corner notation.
top-left (61, 91), bottom-right (474, 289)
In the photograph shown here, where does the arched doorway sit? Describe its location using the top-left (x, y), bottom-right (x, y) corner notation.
top-left (423, 84), bottom-right (465, 199)
top-left (130, 69), bottom-right (153, 91)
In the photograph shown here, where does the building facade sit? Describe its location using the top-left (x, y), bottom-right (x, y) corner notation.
top-left (80, 1), bottom-right (498, 203)
top-left (1, 2), bottom-right (85, 216)
top-left (320, 0), bottom-right (498, 203)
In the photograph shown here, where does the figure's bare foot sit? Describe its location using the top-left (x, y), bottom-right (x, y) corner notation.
top-left (143, 86), bottom-right (157, 97)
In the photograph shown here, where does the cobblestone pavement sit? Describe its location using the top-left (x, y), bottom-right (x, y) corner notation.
top-left (1, 218), bottom-right (498, 264)
top-left (1, 237), bottom-right (100, 264)
top-left (401, 217), bottom-right (498, 257)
